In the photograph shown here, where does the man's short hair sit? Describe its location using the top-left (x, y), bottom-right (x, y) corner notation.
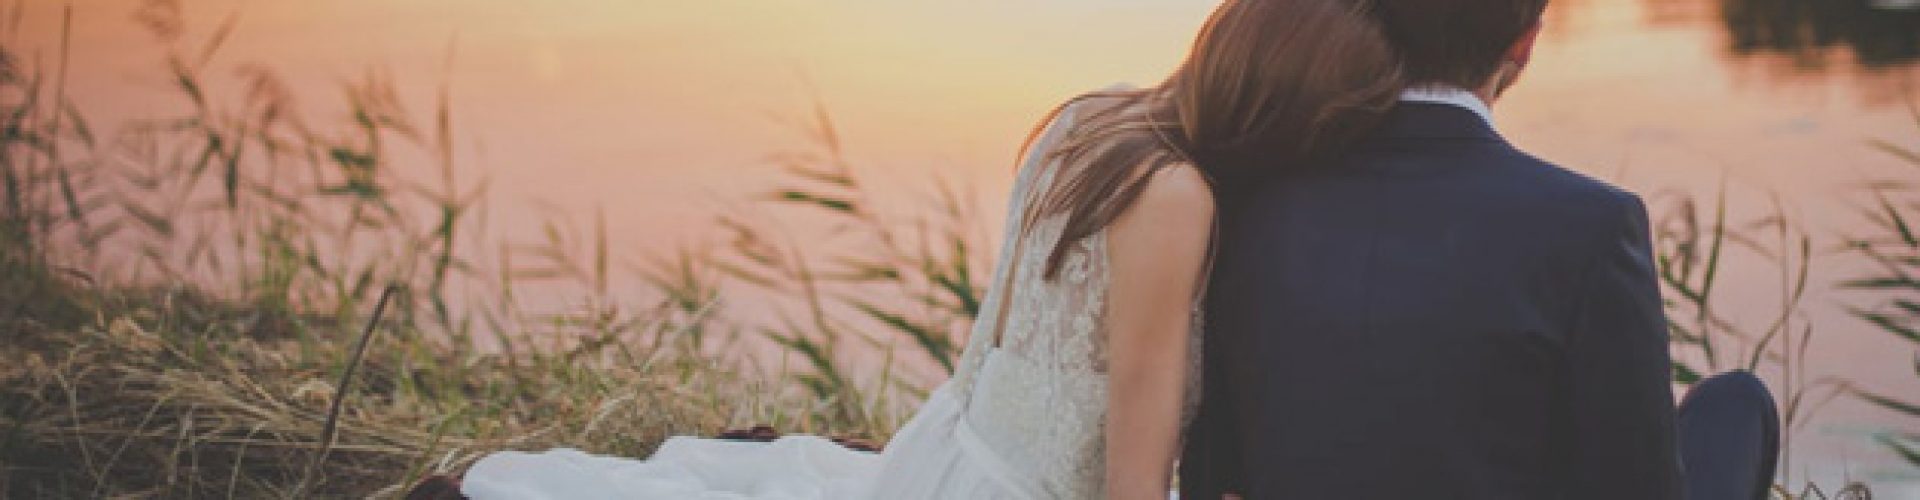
top-left (1368, 0), bottom-right (1550, 88)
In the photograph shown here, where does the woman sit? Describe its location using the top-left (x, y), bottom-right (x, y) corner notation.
top-left (462, 0), bottom-right (1402, 497)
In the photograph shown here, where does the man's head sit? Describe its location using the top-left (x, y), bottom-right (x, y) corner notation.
top-left (1369, 0), bottom-right (1548, 100)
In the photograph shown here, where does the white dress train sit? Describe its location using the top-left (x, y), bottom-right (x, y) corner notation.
top-left (463, 92), bottom-right (1199, 500)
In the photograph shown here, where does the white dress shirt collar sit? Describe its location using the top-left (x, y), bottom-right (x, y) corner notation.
top-left (1399, 86), bottom-right (1494, 126)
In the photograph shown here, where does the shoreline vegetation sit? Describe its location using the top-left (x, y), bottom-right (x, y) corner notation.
top-left (2, 4), bottom-right (964, 497)
top-left (0, 3), bottom-right (1903, 498)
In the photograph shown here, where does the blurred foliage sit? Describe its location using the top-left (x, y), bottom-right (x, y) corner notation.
top-left (0, 2), bottom-right (921, 496)
top-left (1841, 100), bottom-right (1920, 469)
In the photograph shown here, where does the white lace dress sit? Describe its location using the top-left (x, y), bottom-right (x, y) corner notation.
top-left (462, 95), bottom-right (1200, 500)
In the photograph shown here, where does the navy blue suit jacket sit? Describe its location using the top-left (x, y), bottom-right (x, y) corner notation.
top-left (1178, 102), bottom-right (1683, 499)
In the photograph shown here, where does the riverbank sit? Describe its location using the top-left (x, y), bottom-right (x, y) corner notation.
top-left (0, 262), bottom-right (889, 497)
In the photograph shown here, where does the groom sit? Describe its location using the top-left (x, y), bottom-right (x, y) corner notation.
top-left (1178, 0), bottom-right (1683, 498)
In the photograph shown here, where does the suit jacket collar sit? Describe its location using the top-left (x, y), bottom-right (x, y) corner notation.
top-left (1399, 87), bottom-right (1493, 124)
top-left (1373, 102), bottom-right (1505, 142)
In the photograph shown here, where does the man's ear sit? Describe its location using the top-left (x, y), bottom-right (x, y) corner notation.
top-left (1506, 23), bottom-right (1542, 68)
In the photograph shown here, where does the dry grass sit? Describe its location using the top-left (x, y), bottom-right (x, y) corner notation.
top-left (0, 4), bottom-right (918, 496)
top-left (0, 278), bottom-right (881, 498)
top-left (0, 275), bottom-right (894, 496)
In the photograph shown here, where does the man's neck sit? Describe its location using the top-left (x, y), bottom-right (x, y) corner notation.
top-left (1472, 86), bottom-right (1499, 105)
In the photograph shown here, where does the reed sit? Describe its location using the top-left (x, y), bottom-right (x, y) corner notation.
top-left (707, 96), bottom-right (986, 427)
top-left (0, 4), bottom-right (889, 496)
top-left (1840, 99), bottom-right (1920, 470)
top-left (1650, 183), bottom-right (1857, 490)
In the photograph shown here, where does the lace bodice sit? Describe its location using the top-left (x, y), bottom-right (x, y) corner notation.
top-left (931, 94), bottom-right (1205, 499)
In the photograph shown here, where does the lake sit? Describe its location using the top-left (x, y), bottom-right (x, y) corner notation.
top-left (21, 0), bottom-right (1920, 493)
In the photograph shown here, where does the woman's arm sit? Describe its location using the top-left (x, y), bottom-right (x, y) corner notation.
top-left (1104, 163), bottom-right (1216, 500)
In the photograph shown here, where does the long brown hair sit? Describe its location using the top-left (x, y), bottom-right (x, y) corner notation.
top-left (1028, 0), bottom-right (1405, 278)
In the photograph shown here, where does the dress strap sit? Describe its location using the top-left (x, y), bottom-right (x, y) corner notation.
top-left (985, 210), bottom-right (1034, 349)
top-left (983, 98), bottom-right (1082, 349)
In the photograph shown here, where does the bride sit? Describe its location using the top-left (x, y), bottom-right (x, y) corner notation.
top-left (460, 0), bottom-right (1401, 498)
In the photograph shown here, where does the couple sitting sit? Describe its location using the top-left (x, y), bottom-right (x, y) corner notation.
top-left (454, 0), bottom-right (1779, 498)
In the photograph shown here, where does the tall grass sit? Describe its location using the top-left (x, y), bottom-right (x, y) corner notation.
top-left (0, 3), bottom-right (918, 497)
top-left (709, 98), bottom-right (986, 426)
top-left (1841, 100), bottom-right (1920, 468)
top-left (1650, 184), bottom-right (1853, 488)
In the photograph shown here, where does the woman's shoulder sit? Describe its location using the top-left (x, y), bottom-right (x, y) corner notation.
top-left (1132, 162), bottom-right (1215, 221)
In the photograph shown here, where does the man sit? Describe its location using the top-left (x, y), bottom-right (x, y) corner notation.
top-left (1178, 0), bottom-right (1684, 498)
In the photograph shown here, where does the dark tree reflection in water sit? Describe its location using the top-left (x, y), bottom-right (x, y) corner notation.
top-left (1718, 0), bottom-right (1920, 70)
top-left (1545, 0), bottom-right (1918, 102)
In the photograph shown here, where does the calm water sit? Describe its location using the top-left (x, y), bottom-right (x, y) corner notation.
top-left (24, 0), bottom-right (1920, 492)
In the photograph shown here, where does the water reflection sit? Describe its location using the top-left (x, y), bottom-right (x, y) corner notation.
top-left (1538, 0), bottom-right (1913, 101)
top-left (1717, 0), bottom-right (1920, 70)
